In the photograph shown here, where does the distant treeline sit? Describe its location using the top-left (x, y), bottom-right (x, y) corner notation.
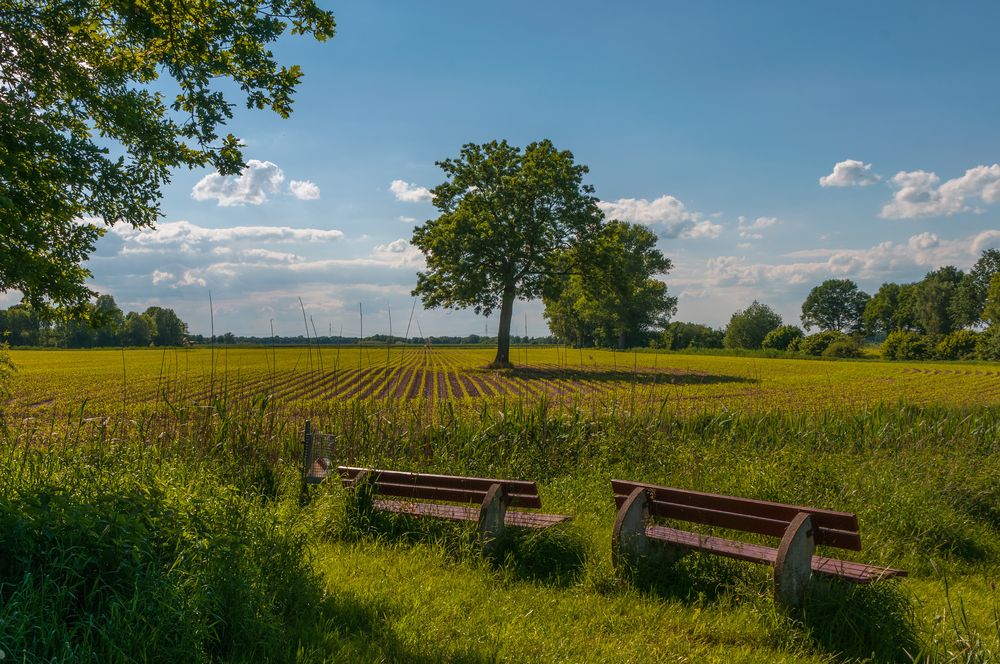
top-left (0, 297), bottom-right (558, 348)
top-left (654, 248), bottom-right (1000, 361)
top-left (187, 333), bottom-right (559, 346)
top-left (1, 296), bottom-right (187, 348)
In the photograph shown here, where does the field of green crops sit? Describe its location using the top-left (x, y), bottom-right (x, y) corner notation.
top-left (6, 345), bottom-right (1000, 415)
top-left (2, 346), bottom-right (999, 662)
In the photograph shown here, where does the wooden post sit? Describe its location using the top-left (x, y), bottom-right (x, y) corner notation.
top-left (477, 482), bottom-right (510, 554)
top-left (612, 487), bottom-right (653, 570)
top-left (774, 512), bottom-right (816, 608)
top-left (302, 420), bottom-right (313, 483)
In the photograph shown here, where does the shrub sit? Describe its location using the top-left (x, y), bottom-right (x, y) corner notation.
top-left (822, 340), bottom-right (861, 358)
top-left (0, 448), bottom-right (321, 662)
top-left (799, 330), bottom-right (852, 356)
top-left (662, 322), bottom-right (724, 350)
top-left (935, 330), bottom-right (979, 360)
top-left (761, 325), bottom-right (804, 351)
top-left (976, 326), bottom-right (1000, 361)
top-left (881, 330), bottom-right (931, 360)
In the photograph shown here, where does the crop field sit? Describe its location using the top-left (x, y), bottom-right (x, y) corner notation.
top-left (2, 347), bottom-right (999, 662)
top-left (6, 345), bottom-right (1000, 415)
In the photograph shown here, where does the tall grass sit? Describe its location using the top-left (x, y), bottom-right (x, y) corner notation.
top-left (1, 391), bottom-right (998, 661)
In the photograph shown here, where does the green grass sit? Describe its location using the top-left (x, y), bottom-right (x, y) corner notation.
top-left (1, 350), bottom-right (999, 661)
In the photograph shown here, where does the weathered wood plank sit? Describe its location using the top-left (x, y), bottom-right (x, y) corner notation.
top-left (340, 466), bottom-right (538, 494)
top-left (612, 480), bottom-right (859, 534)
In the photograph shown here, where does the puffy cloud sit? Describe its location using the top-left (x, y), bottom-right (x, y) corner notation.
top-left (175, 271), bottom-right (207, 288)
top-left (678, 230), bottom-right (1000, 291)
top-left (240, 248), bottom-right (302, 263)
top-left (151, 270), bottom-right (174, 285)
top-left (192, 160), bottom-right (285, 206)
top-left (111, 220), bottom-right (344, 254)
top-left (680, 220), bottom-right (723, 239)
top-left (881, 164), bottom-right (1000, 219)
top-left (288, 180), bottom-right (321, 200)
top-left (737, 215), bottom-right (779, 240)
top-left (597, 195), bottom-right (722, 239)
top-left (819, 159), bottom-right (880, 187)
top-left (390, 179), bottom-right (433, 202)
top-left (398, 216), bottom-right (417, 223)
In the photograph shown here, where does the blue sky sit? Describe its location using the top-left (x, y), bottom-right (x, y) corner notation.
top-left (54, 1), bottom-right (1000, 336)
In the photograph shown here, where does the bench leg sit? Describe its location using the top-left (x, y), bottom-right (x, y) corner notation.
top-left (478, 482), bottom-right (510, 554)
top-left (774, 512), bottom-right (815, 608)
top-left (612, 487), bottom-right (655, 570)
top-left (346, 469), bottom-right (374, 516)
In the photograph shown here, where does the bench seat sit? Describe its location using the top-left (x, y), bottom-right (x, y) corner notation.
top-left (374, 498), bottom-right (571, 529)
top-left (646, 525), bottom-right (906, 584)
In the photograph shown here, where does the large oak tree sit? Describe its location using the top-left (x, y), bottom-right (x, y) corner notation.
top-left (411, 140), bottom-right (602, 368)
top-left (0, 0), bottom-right (335, 312)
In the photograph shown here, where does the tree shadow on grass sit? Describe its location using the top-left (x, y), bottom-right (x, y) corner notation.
top-left (298, 591), bottom-right (501, 663)
top-left (496, 366), bottom-right (757, 387)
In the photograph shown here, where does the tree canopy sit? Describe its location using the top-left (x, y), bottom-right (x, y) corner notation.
top-left (411, 140), bottom-right (603, 367)
top-left (951, 249), bottom-right (1000, 328)
top-left (911, 266), bottom-right (964, 335)
top-left (0, 0), bottom-right (335, 312)
top-left (800, 279), bottom-right (869, 332)
top-left (723, 301), bottom-right (782, 350)
top-left (542, 221), bottom-right (677, 349)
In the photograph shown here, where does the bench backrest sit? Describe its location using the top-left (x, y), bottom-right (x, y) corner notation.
top-left (339, 466), bottom-right (543, 509)
top-left (612, 480), bottom-right (862, 551)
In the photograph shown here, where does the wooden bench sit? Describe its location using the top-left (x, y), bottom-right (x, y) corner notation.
top-left (339, 465), bottom-right (572, 550)
top-left (611, 480), bottom-right (906, 607)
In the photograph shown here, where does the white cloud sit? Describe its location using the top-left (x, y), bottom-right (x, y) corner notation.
top-left (398, 216), bottom-right (417, 224)
top-left (175, 271), bottom-right (208, 288)
top-left (240, 248), bottom-right (302, 263)
top-left (680, 219), bottom-right (723, 239)
top-left (677, 229), bottom-right (1000, 291)
top-left (111, 220), bottom-right (344, 254)
top-left (288, 180), bottom-right (320, 200)
top-left (192, 160), bottom-right (286, 206)
top-left (597, 195), bottom-right (722, 239)
top-left (881, 164), bottom-right (1000, 219)
top-left (390, 180), bottom-right (433, 202)
top-left (819, 159), bottom-right (880, 187)
top-left (737, 215), bottom-right (779, 239)
top-left (151, 270), bottom-right (174, 285)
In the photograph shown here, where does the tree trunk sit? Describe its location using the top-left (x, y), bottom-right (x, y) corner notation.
top-left (492, 285), bottom-right (516, 368)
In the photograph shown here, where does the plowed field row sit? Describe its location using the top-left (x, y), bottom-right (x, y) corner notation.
top-left (6, 347), bottom-right (1000, 415)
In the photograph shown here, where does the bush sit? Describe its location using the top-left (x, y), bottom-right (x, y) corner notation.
top-left (799, 330), bottom-right (853, 356)
top-left (0, 448), bottom-right (321, 662)
top-left (761, 325), bottom-right (804, 351)
top-left (935, 330), bottom-right (979, 360)
top-left (976, 326), bottom-right (1000, 361)
top-left (662, 322), bottom-right (724, 350)
top-left (822, 340), bottom-right (861, 358)
top-left (882, 330), bottom-right (932, 360)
